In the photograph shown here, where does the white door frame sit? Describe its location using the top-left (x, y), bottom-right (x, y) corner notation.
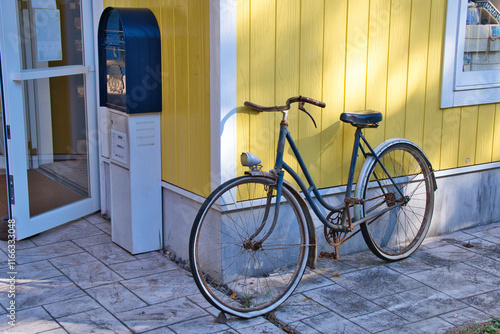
top-left (0, 0), bottom-right (103, 239)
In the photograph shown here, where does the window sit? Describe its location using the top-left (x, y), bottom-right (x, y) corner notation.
top-left (442, 0), bottom-right (500, 108)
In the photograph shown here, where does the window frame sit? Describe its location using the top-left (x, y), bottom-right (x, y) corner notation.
top-left (442, 0), bottom-right (500, 108)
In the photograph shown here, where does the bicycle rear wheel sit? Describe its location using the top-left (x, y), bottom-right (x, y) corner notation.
top-left (357, 141), bottom-right (435, 261)
top-left (189, 176), bottom-right (309, 318)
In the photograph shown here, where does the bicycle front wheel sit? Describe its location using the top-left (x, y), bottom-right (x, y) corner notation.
top-left (189, 176), bottom-right (309, 318)
top-left (357, 141), bottom-right (435, 261)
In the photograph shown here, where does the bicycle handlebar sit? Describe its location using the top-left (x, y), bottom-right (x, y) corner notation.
top-left (244, 96), bottom-right (326, 128)
top-left (244, 96), bottom-right (326, 112)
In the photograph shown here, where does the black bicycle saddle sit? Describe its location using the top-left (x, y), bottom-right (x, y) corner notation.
top-left (340, 110), bottom-right (383, 128)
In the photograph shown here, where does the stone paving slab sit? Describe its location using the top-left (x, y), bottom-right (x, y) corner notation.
top-left (0, 215), bottom-right (499, 333)
top-left (331, 266), bottom-right (425, 300)
top-left (14, 241), bottom-right (83, 264)
top-left (350, 309), bottom-right (408, 333)
top-left (86, 282), bottom-right (148, 313)
top-left (439, 307), bottom-right (492, 328)
top-left (167, 315), bottom-right (232, 334)
top-left (59, 260), bottom-right (124, 290)
top-left (82, 242), bottom-right (138, 266)
top-left (466, 254), bottom-right (500, 276)
top-left (461, 289), bottom-right (500, 316)
top-left (382, 252), bottom-right (436, 274)
top-left (302, 284), bottom-right (382, 318)
top-left (43, 296), bottom-right (102, 319)
top-left (376, 317), bottom-right (455, 334)
top-left (273, 293), bottom-right (331, 324)
top-left (14, 260), bottom-right (61, 282)
top-left (1, 275), bottom-right (86, 311)
top-left (374, 286), bottom-right (468, 322)
top-left (109, 252), bottom-right (179, 279)
top-left (407, 262), bottom-right (500, 299)
top-left (298, 311), bottom-right (370, 334)
top-left (28, 219), bottom-right (103, 246)
top-left (58, 307), bottom-right (132, 334)
top-left (0, 307), bottom-right (62, 334)
top-left (115, 298), bottom-right (207, 332)
top-left (120, 270), bottom-right (200, 305)
top-left (48, 251), bottom-right (98, 269)
top-left (71, 233), bottom-right (112, 248)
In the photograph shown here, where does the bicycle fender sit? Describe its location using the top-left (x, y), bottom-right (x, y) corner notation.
top-left (244, 170), bottom-right (318, 269)
top-left (353, 138), bottom-right (437, 221)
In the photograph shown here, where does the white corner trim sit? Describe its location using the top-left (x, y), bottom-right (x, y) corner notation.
top-left (211, 0), bottom-right (237, 192)
top-left (441, 0), bottom-right (460, 109)
top-left (210, 0), bottom-right (221, 193)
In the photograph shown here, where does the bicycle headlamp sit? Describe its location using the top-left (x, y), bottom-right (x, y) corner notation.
top-left (241, 152), bottom-right (262, 167)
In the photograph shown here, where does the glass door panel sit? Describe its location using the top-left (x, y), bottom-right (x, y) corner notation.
top-left (26, 74), bottom-right (89, 217)
top-left (18, 0), bottom-right (84, 69)
top-left (18, 0), bottom-right (90, 217)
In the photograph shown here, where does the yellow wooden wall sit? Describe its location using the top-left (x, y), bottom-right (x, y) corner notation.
top-left (103, 0), bottom-right (211, 197)
top-left (237, 0), bottom-right (500, 189)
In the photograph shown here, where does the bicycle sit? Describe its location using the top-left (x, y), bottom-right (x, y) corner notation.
top-left (189, 96), bottom-right (437, 318)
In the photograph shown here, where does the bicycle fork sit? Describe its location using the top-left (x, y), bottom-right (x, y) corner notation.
top-left (245, 169), bottom-right (285, 250)
top-left (245, 119), bottom-right (289, 249)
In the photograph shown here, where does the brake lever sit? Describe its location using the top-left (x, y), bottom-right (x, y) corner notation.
top-left (299, 102), bottom-right (317, 128)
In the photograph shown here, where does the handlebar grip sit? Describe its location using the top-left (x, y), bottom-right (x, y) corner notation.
top-left (299, 96), bottom-right (326, 108)
top-left (244, 101), bottom-right (287, 112)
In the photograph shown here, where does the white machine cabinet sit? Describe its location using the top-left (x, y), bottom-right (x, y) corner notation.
top-left (108, 110), bottom-right (162, 254)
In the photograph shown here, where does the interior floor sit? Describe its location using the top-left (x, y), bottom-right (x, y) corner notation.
top-left (28, 168), bottom-right (85, 217)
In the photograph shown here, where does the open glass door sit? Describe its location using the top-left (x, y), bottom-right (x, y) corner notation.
top-left (0, 55), bottom-right (10, 223)
top-left (0, 0), bottom-right (100, 239)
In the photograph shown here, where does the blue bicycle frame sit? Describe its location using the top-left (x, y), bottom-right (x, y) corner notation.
top-left (271, 117), bottom-right (405, 232)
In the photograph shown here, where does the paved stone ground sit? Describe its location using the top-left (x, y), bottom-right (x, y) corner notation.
top-left (0, 214), bottom-right (499, 334)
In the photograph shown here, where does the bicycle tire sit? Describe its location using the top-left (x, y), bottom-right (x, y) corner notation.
top-left (189, 176), bottom-right (309, 318)
top-left (356, 141), bottom-right (435, 261)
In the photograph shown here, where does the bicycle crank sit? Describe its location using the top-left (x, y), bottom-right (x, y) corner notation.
top-left (322, 211), bottom-right (349, 260)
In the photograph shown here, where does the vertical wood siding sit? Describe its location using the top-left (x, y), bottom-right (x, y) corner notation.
top-left (237, 0), bottom-right (500, 189)
top-left (103, 0), bottom-right (211, 197)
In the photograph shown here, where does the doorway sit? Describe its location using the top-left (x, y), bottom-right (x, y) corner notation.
top-left (19, 0), bottom-right (90, 216)
top-left (0, 0), bottom-right (100, 239)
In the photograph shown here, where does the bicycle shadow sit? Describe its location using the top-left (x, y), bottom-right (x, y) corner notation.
top-left (235, 105), bottom-right (345, 172)
top-left (288, 120), bottom-right (344, 162)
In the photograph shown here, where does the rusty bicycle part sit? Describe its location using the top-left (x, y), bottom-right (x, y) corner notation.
top-left (323, 210), bottom-right (360, 260)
